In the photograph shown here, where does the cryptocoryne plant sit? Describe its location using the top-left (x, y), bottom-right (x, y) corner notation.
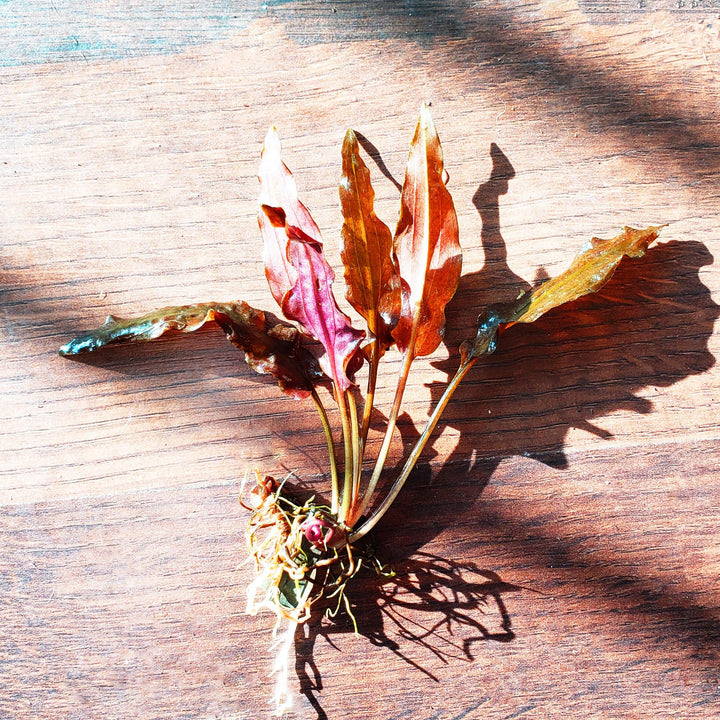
top-left (60, 104), bottom-right (662, 714)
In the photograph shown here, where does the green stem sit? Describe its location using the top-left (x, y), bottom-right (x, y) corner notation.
top-left (359, 339), bottom-right (380, 452)
top-left (345, 338), bottom-right (380, 520)
top-left (337, 388), bottom-right (355, 525)
top-left (347, 390), bottom-right (361, 508)
top-left (349, 357), bottom-right (476, 542)
top-left (311, 389), bottom-right (340, 514)
top-left (350, 343), bottom-right (415, 526)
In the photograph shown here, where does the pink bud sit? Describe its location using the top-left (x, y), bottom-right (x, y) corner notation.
top-left (301, 515), bottom-right (334, 549)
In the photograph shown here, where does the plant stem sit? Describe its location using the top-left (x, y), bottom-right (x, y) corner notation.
top-left (359, 339), bottom-right (380, 452)
top-left (311, 389), bottom-right (340, 514)
top-left (349, 357), bottom-right (476, 542)
top-left (346, 389), bottom-right (361, 507)
top-left (336, 388), bottom-right (355, 524)
top-left (350, 341), bottom-right (415, 525)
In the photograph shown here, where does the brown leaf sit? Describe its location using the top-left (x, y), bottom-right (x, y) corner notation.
top-left (392, 104), bottom-right (462, 359)
top-left (339, 129), bottom-right (401, 352)
top-left (59, 301), bottom-right (326, 399)
top-left (460, 225), bottom-right (664, 365)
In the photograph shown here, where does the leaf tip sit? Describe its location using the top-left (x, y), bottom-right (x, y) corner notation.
top-left (340, 128), bottom-right (359, 175)
top-left (419, 101), bottom-right (435, 129)
top-left (262, 126), bottom-right (281, 156)
top-left (621, 223), bottom-right (667, 255)
top-left (58, 334), bottom-right (95, 356)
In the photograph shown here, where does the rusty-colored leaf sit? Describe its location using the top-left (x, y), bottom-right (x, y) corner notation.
top-left (508, 225), bottom-right (664, 324)
top-left (392, 104), bottom-right (462, 359)
top-left (339, 128), bottom-right (401, 352)
top-left (59, 301), bottom-right (326, 399)
top-left (460, 225), bottom-right (664, 365)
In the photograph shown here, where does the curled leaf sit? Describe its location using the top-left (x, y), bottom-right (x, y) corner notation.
top-left (286, 247), bottom-right (364, 391)
top-left (458, 305), bottom-right (507, 367)
top-left (258, 130), bottom-right (365, 391)
top-left (508, 225), bottom-right (665, 324)
top-left (257, 127), bottom-right (323, 306)
top-left (59, 301), bottom-right (326, 399)
top-left (339, 128), bottom-right (401, 352)
top-left (392, 103), bottom-right (462, 359)
top-left (460, 225), bottom-right (664, 365)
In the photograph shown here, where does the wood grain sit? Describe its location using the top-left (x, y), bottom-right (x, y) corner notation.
top-left (2, 2), bottom-right (719, 718)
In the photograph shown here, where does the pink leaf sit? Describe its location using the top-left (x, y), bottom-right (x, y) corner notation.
top-left (258, 133), bottom-right (365, 391)
top-left (257, 127), bottom-right (323, 305)
top-left (262, 206), bottom-right (364, 390)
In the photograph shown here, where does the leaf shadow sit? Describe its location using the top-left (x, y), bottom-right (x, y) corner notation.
top-left (289, 142), bottom-right (718, 717)
top-left (387, 142), bottom-right (717, 555)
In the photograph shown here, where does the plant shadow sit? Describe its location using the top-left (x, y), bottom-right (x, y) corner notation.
top-left (290, 142), bottom-right (718, 717)
top-left (390, 143), bottom-right (717, 554)
top-left (294, 551), bottom-right (524, 720)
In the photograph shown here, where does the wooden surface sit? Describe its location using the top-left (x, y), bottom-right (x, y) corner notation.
top-left (2, 2), bottom-right (720, 718)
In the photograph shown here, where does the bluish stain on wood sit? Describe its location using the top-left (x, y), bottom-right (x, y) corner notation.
top-left (0, 1), bottom-right (281, 67)
top-left (0, 0), bottom-right (469, 67)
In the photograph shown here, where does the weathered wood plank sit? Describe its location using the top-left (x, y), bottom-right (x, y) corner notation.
top-left (1, 2), bottom-right (719, 718)
top-left (3, 438), bottom-right (720, 719)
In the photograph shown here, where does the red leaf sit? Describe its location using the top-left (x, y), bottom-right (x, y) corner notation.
top-left (257, 127), bottom-right (322, 306)
top-left (258, 128), bottom-right (364, 390)
top-left (392, 104), bottom-right (462, 359)
top-left (261, 205), bottom-right (364, 391)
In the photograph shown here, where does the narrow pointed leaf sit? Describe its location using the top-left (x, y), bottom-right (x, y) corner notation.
top-left (257, 127), bottom-right (322, 305)
top-left (339, 128), bottom-right (401, 352)
top-left (59, 301), bottom-right (326, 399)
top-left (392, 104), bottom-right (462, 359)
top-left (262, 205), bottom-right (365, 391)
top-left (460, 225), bottom-right (664, 365)
top-left (507, 225), bottom-right (664, 324)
